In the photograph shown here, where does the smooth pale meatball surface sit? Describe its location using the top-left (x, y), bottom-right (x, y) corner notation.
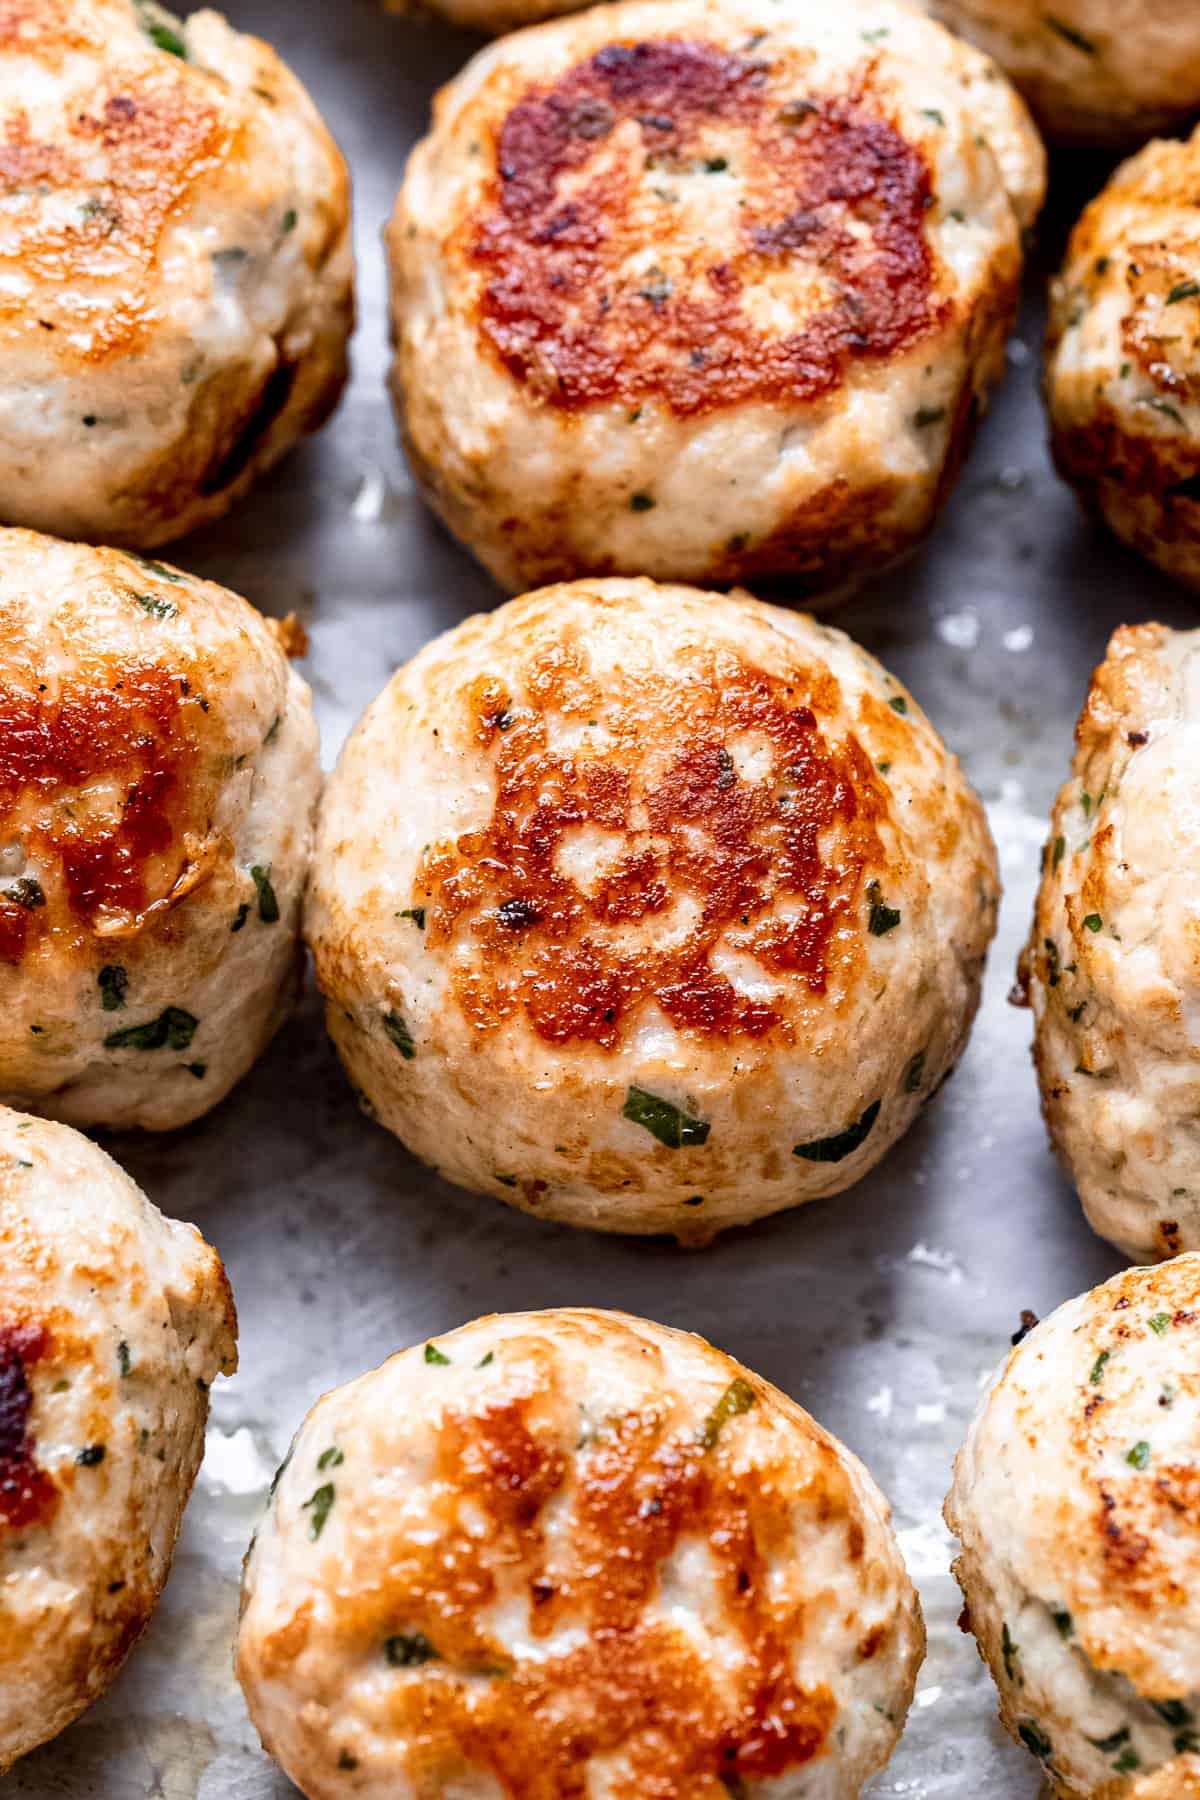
top-left (1020, 622), bottom-right (1200, 1264)
top-left (0, 528), bottom-right (319, 1131)
top-left (0, 1104), bottom-right (237, 1774)
top-left (947, 1256), bottom-right (1200, 1798)
top-left (928, 0), bottom-right (1200, 144)
top-left (305, 578), bottom-right (999, 1239)
top-left (1046, 128), bottom-right (1200, 590)
top-left (387, 0), bottom-right (1044, 597)
top-left (0, 0), bottom-right (353, 548)
top-left (238, 1308), bottom-right (924, 1799)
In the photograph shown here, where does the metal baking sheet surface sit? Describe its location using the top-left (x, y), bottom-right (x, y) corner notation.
top-left (8, 6), bottom-right (1196, 1796)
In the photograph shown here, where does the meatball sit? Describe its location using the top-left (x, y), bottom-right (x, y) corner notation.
top-left (1020, 622), bottom-right (1200, 1265)
top-left (386, 0), bottom-right (1044, 598)
top-left (238, 1307), bottom-right (924, 1798)
top-left (0, 1104), bottom-right (237, 1774)
top-left (305, 578), bottom-right (998, 1239)
top-left (947, 1256), bottom-right (1200, 1798)
top-left (928, 0), bottom-right (1200, 145)
top-left (1046, 128), bottom-right (1200, 590)
top-left (0, 528), bottom-right (319, 1131)
top-left (0, 0), bottom-right (352, 548)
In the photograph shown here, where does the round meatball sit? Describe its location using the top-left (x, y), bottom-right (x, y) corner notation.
top-left (928, 0), bottom-right (1200, 145)
top-left (1020, 622), bottom-right (1200, 1264)
top-left (386, 0), bottom-right (1044, 598)
top-left (947, 1255), bottom-right (1200, 1799)
top-left (305, 578), bottom-right (998, 1239)
top-left (0, 0), bottom-right (352, 548)
top-left (0, 527), bottom-right (319, 1131)
top-left (1046, 128), bottom-right (1200, 590)
top-left (0, 1104), bottom-right (237, 1774)
top-left (238, 1307), bottom-right (924, 1799)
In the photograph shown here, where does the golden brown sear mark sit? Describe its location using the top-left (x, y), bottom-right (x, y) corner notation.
top-left (416, 642), bottom-right (887, 1047)
top-left (0, 1318), bottom-right (58, 1534)
top-left (0, 63), bottom-right (226, 361)
top-left (0, 659), bottom-right (204, 960)
top-left (377, 1388), bottom-right (844, 1794)
top-left (472, 39), bottom-right (945, 415)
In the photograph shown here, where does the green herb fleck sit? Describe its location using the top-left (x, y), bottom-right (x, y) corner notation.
top-left (104, 1005), bottom-right (198, 1052)
top-left (263, 714), bottom-right (281, 745)
top-left (1168, 280), bottom-right (1200, 306)
top-left (861, 25), bottom-right (890, 39)
top-left (385, 1631), bottom-right (439, 1666)
top-left (398, 907), bottom-right (426, 929)
top-left (913, 406), bottom-right (945, 427)
top-left (230, 902), bottom-right (250, 933)
top-left (794, 1098), bottom-right (881, 1164)
top-left (1018, 1720), bottom-right (1053, 1762)
top-left (337, 1751), bottom-right (359, 1771)
top-left (1113, 1747), bottom-right (1140, 1774)
top-left (77, 1444), bottom-right (106, 1467)
top-left (920, 108), bottom-right (945, 125)
top-left (1149, 1312), bottom-right (1171, 1335)
top-left (1146, 397), bottom-right (1185, 425)
top-left (303, 1482), bottom-right (336, 1539)
top-left (183, 1062), bottom-right (206, 1080)
top-left (250, 865), bottom-right (279, 924)
top-left (1152, 1700), bottom-right (1193, 1729)
top-left (1002, 1623), bottom-right (1020, 1683)
top-left (317, 1446), bottom-right (344, 1470)
top-left (133, 591), bottom-right (176, 620)
top-left (424, 1343), bottom-right (451, 1366)
top-left (683, 1194), bottom-right (705, 1206)
top-left (98, 964), bottom-right (128, 1012)
top-left (703, 156), bottom-right (728, 172)
top-left (1083, 913), bottom-right (1102, 932)
top-left (118, 1341), bottom-right (132, 1378)
top-left (1044, 13), bottom-right (1096, 51)
top-left (888, 695), bottom-right (908, 714)
top-left (1045, 939), bottom-right (1061, 987)
top-left (1090, 1726), bottom-right (1129, 1754)
top-left (1126, 1440), bottom-right (1151, 1469)
top-left (629, 491), bottom-right (656, 512)
top-left (281, 207), bottom-right (298, 233)
top-left (700, 1376), bottom-right (756, 1449)
top-left (622, 1086), bottom-right (710, 1148)
top-left (903, 1050), bottom-right (926, 1094)
top-left (1051, 1609), bottom-right (1073, 1638)
top-left (1090, 1349), bottom-right (1110, 1385)
top-left (477, 1351), bottom-right (494, 1367)
top-left (384, 1011), bottom-right (416, 1059)
top-left (867, 880), bottom-right (901, 936)
top-left (1052, 835), bottom-right (1065, 869)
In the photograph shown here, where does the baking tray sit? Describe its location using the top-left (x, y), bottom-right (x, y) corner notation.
top-left (8, 4), bottom-right (1198, 1795)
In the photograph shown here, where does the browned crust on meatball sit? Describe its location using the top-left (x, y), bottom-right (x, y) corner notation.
top-left (0, 585), bottom-right (233, 965)
top-left (468, 40), bottom-right (948, 418)
top-left (411, 630), bottom-right (890, 1048)
top-left (252, 1355), bottom-right (900, 1794)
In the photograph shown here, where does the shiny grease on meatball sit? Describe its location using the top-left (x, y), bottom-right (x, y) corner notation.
top-left (389, 0), bottom-right (1044, 596)
top-left (306, 579), bottom-right (998, 1239)
top-left (0, 528), bottom-right (320, 1131)
top-left (0, 0), bottom-right (353, 547)
top-left (0, 1104), bottom-right (236, 1774)
top-left (948, 1256), bottom-right (1200, 1798)
top-left (238, 1308), bottom-right (924, 1798)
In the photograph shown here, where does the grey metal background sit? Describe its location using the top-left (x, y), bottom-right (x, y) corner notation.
top-left (9, 5), bottom-right (1197, 1795)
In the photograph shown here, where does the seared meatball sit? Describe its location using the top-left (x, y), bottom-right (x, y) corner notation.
top-left (947, 1256), bottom-right (1200, 1798)
top-left (305, 578), bottom-right (998, 1239)
top-left (929, 0), bottom-right (1200, 145)
top-left (1046, 127), bottom-right (1200, 589)
top-left (1021, 622), bottom-right (1200, 1265)
top-left (0, 0), bottom-right (352, 548)
top-left (0, 1104), bottom-right (236, 1774)
top-left (238, 1307), bottom-right (924, 1799)
top-left (387, 0), bottom-right (1044, 598)
top-left (0, 528), bottom-right (319, 1131)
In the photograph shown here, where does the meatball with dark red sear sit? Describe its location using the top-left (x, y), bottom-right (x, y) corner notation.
top-left (0, 1104), bottom-right (236, 1774)
top-left (387, 0), bottom-right (1043, 598)
top-left (305, 578), bottom-right (998, 1238)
